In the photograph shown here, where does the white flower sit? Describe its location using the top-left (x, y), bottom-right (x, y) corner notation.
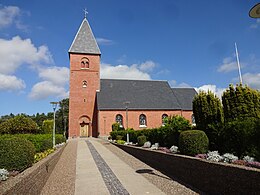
top-left (0, 168), bottom-right (9, 181)
top-left (243, 155), bottom-right (255, 162)
top-left (170, 145), bottom-right (178, 153)
top-left (206, 151), bottom-right (223, 162)
top-left (222, 153), bottom-right (238, 163)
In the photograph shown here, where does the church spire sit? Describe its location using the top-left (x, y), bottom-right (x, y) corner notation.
top-left (69, 15), bottom-right (101, 55)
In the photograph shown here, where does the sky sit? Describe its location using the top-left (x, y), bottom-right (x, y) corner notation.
top-left (0, 0), bottom-right (259, 116)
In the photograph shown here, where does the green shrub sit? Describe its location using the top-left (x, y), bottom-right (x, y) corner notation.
top-left (0, 134), bottom-right (65, 152)
top-left (221, 118), bottom-right (259, 159)
top-left (0, 115), bottom-right (39, 134)
top-left (112, 123), bottom-right (125, 131)
top-left (110, 129), bottom-right (142, 143)
top-left (179, 130), bottom-right (209, 156)
top-left (34, 148), bottom-right (55, 163)
top-left (41, 139), bottom-right (53, 151)
top-left (0, 137), bottom-right (36, 171)
top-left (41, 119), bottom-right (53, 134)
top-left (116, 140), bottom-right (125, 145)
top-left (110, 130), bottom-right (126, 140)
top-left (137, 135), bottom-right (147, 146)
top-left (116, 135), bottom-right (123, 140)
top-left (112, 123), bottom-right (120, 131)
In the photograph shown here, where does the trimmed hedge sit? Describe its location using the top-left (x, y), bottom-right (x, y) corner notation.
top-left (109, 115), bottom-right (191, 147)
top-left (0, 137), bottom-right (36, 171)
top-left (0, 134), bottom-right (65, 152)
top-left (179, 130), bottom-right (209, 156)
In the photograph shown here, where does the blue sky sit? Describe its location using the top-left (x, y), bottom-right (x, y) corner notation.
top-left (0, 0), bottom-right (259, 116)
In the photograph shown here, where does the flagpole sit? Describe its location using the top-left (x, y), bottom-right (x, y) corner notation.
top-left (235, 42), bottom-right (243, 84)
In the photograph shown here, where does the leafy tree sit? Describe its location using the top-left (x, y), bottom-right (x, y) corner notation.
top-left (0, 113), bottom-right (15, 124)
top-left (55, 98), bottom-right (69, 135)
top-left (42, 119), bottom-right (54, 134)
top-left (163, 115), bottom-right (192, 147)
top-left (221, 118), bottom-right (260, 159)
top-left (193, 90), bottom-right (224, 130)
top-left (222, 84), bottom-right (260, 122)
top-left (0, 115), bottom-right (39, 134)
top-left (31, 113), bottom-right (52, 127)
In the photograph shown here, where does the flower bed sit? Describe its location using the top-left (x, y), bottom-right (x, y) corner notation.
top-left (114, 143), bottom-right (260, 194)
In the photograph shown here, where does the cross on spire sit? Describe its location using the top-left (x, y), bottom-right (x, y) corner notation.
top-left (83, 8), bottom-right (88, 18)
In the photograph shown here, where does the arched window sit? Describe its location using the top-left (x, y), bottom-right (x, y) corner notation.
top-left (162, 114), bottom-right (168, 126)
top-left (82, 80), bottom-right (87, 88)
top-left (116, 114), bottom-right (123, 127)
top-left (81, 57), bottom-right (89, 69)
top-left (139, 114), bottom-right (147, 127)
top-left (191, 114), bottom-right (196, 126)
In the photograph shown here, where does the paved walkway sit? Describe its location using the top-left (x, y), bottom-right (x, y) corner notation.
top-left (41, 138), bottom-right (197, 195)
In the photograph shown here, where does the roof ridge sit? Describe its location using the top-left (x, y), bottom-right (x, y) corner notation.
top-left (100, 78), bottom-right (168, 82)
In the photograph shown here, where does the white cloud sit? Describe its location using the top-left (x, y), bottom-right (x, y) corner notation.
top-left (139, 61), bottom-right (156, 72)
top-left (29, 81), bottom-right (68, 100)
top-left (0, 6), bottom-right (20, 28)
top-left (38, 66), bottom-right (69, 85)
top-left (101, 62), bottom-right (152, 80)
top-left (169, 80), bottom-right (191, 88)
top-left (96, 38), bottom-right (114, 45)
top-left (217, 57), bottom-right (240, 73)
top-left (29, 66), bottom-right (69, 100)
top-left (250, 18), bottom-right (260, 29)
top-left (242, 73), bottom-right (260, 90)
top-left (0, 73), bottom-right (25, 91)
top-left (195, 84), bottom-right (226, 98)
top-left (0, 36), bottom-right (53, 74)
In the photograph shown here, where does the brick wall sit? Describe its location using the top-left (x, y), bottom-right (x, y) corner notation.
top-left (0, 146), bottom-right (65, 195)
top-left (115, 144), bottom-right (260, 194)
top-left (98, 110), bottom-right (193, 136)
top-left (69, 53), bottom-right (100, 137)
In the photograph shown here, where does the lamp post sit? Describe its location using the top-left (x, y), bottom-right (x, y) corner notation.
top-left (103, 116), bottom-right (107, 136)
top-left (249, 3), bottom-right (260, 18)
top-left (124, 101), bottom-right (130, 143)
top-left (64, 116), bottom-right (67, 139)
top-left (50, 102), bottom-right (59, 148)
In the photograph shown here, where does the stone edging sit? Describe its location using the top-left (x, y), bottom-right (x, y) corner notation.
top-left (0, 145), bottom-right (66, 195)
top-left (114, 143), bottom-right (260, 194)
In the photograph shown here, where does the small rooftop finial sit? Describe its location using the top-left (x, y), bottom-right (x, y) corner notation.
top-left (83, 8), bottom-right (88, 18)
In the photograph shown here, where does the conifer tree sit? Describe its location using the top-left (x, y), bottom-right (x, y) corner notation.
top-left (222, 84), bottom-right (260, 121)
top-left (192, 91), bottom-right (224, 130)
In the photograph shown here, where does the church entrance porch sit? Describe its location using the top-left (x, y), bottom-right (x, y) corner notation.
top-left (80, 122), bottom-right (89, 137)
top-left (78, 115), bottom-right (92, 137)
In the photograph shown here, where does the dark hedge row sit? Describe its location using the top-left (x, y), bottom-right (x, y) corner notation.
top-left (0, 134), bottom-right (65, 152)
top-left (0, 137), bottom-right (35, 171)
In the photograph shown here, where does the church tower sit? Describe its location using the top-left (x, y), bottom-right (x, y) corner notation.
top-left (68, 17), bottom-right (101, 138)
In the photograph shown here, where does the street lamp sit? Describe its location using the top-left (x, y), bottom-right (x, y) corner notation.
top-left (50, 102), bottom-right (59, 148)
top-left (103, 116), bottom-right (107, 137)
top-left (249, 3), bottom-right (260, 18)
top-left (64, 116), bottom-right (67, 139)
top-left (124, 101), bottom-right (130, 143)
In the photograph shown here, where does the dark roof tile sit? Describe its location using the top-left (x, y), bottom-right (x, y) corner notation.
top-left (69, 18), bottom-right (101, 55)
top-left (97, 79), bottom-right (182, 110)
top-left (171, 88), bottom-right (197, 110)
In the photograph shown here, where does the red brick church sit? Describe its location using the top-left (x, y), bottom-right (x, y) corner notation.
top-left (68, 17), bottom-right (196, 138)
